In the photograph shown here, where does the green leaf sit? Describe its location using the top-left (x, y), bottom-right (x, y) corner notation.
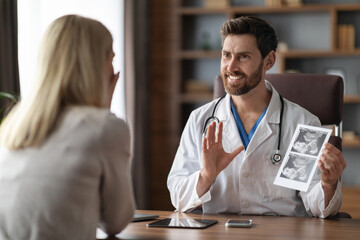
top-left (0, 92), bottom-right (18, 102)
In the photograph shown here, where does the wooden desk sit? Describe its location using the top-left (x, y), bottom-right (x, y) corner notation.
top-left (98, 210), bottom-right (360, 240)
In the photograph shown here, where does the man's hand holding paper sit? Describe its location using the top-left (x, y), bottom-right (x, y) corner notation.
top-left (319, 143), bottom-right (346, 207)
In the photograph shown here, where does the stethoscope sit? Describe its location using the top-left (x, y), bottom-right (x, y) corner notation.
top-left (202, 94), bottom-right (284, 165)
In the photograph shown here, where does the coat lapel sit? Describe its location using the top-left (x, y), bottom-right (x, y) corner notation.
top-left (216, 94), bottom-right (244, 153)
top-left (245, 82), bottom-right (282, 158)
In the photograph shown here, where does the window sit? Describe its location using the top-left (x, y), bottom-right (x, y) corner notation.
top-left (18, 0), bottom-right (125, 118)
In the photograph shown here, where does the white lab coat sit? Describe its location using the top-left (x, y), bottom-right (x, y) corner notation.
top-left (167, 81), bottom-right (342, 218)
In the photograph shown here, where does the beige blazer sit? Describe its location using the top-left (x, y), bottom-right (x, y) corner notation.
top-left (0, 106), bottom-right (135, 240)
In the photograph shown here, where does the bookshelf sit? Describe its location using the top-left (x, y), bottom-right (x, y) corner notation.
top-left (147, 0), bottom-right (360, 213)
top-left (173, 0), bottom-right (360, 150)
top-left (148, 0), bottom-right (360, 212)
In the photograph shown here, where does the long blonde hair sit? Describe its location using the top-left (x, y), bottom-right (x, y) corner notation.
top-left (0, 15), bottom-right (113, 149)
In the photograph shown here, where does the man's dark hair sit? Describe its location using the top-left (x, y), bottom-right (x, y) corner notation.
top-left (220, 16), bottom-right (278, 59)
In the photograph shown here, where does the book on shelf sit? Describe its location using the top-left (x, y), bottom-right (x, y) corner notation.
top-left (343, 131), bottom-right (360, 147)
top-left (265, 0), bottom-right (302, 7)
top-left (338, 24), bottom-right (355, 50)
top-left (265, 0), bottom-right (283, 7)
top-left (203, 0), bottom-right (229, 9)
top-left (284, 0), bottom-right (303, 7)
top-left (185, 80), bottom-right (212, 94)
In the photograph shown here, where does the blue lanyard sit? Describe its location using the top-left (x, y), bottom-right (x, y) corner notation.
top-left (230, 98), bottom-right (268, 150)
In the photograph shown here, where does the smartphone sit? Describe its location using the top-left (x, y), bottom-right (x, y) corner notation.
top-left (132, 213), bottom-right (159, 222)
top-left (225, 219), bottom-right (252, 228)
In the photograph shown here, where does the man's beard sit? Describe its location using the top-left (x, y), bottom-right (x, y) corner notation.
top-left (221, 61), bottom-right (264, 96)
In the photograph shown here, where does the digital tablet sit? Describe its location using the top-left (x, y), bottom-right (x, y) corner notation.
top-left (132, 213), bottom-right (159, 222)
top-left (147, 218), bottom-right (218, 229)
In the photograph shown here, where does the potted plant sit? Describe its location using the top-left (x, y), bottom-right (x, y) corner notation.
top-left (0, 92), bottom-right (18, 124)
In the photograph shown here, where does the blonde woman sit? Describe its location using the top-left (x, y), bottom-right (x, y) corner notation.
top-left (0, 15), bottom-right (135, 239)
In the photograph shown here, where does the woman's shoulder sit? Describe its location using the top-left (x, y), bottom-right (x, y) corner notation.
top-left (64, 106), bottom-right (125, 123)
top-left (61, 106), bottom-right (129, 138)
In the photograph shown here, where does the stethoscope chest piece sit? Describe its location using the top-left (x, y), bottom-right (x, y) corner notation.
top-left (270, 150), bottom-right (282, 165)
top-left (270, 95), bottom-right (284, 166)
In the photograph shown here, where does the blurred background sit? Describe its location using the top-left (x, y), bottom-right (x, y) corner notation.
top-left (1, 0), bottom-right (359, 217)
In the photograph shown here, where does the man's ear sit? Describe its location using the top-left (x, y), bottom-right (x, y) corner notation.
top-left (264, 51), bottom-right (276, 71)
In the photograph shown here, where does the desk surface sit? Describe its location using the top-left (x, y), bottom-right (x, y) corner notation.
top-left (99, 210), bottom-right (360, 240)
